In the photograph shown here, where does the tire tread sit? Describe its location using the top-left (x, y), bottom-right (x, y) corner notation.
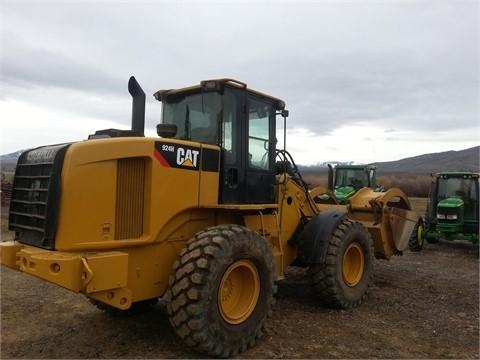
top-left (309, 219), bottom-right (374, 309)
top-left (166, 224), bottom-right (276, 358)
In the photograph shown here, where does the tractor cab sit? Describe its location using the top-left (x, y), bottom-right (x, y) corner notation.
top-left (154, 79), bottom-right (286, 205)
top-left (327, 164), bottom-right (378, 204)
top-left (425, 172), bottom-right (479, 243)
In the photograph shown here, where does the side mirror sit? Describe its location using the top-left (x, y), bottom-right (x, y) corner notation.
top-left (156, 123), bottom-right (177, 138)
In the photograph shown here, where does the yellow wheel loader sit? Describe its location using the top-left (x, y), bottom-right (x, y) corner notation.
top-left (1, 77), bottom-right (418, 357)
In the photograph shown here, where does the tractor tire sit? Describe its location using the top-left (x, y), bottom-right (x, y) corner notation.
top-left (408, 218), bottom-right (425, 251)
top-left (165, 224), bottom-right (276, 358)
top-left (89, 298), bottom-right (158, 317)
top-left (308, 219), bottom-right (374, 309)
top-left (426, 234), bottom-right (440, 244)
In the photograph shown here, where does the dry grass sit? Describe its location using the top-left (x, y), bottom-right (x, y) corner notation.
top-left (377, 174), bottom-right (431, 197)
top-left (408, 197), bottom-right (428, 219)
top-left (302, 170), bottom-right (432, 198)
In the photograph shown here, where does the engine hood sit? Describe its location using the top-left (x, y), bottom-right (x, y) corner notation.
top-left (438, 197), bottom-right (464, 208)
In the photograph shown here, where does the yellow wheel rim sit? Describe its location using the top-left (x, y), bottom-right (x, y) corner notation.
top-left (342, 242), bottom-right (365, 287)
top-left (417, 224), bottom-right (424, 245)
top-left (218, 260), bottom-right (260, 325)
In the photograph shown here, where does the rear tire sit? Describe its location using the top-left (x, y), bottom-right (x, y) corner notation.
top-left (408, 218), bottom-right (425, 251)
top-left (308, 219), bottom-right (374, 309)
top-left (166, 224), bottom-right (276, 358)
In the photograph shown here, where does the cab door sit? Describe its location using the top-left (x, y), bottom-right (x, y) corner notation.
top-left (219, 87), bottom-right (245, 204)
top-left (219, 87), bottom-right (276, 204)
top-left (245, 94), bottom-right (276, 204)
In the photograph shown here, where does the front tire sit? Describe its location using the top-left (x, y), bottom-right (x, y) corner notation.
top-left (166, 224), bottom-right (276, 358)
top-left (408, 218), bottom-right (425, 251)
top-left (308, 219), bottom-right (374, 309)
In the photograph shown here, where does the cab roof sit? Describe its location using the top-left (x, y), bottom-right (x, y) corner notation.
top-left (153, 78), bottom-right (286, 110)
top-left (435, 172), bottom-right (479, 178)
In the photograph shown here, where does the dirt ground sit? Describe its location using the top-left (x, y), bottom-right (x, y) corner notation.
top-left (1, 200), bottom-right (479, 359)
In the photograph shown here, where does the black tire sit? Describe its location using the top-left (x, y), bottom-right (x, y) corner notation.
top-left (426, 234), bottom-right (440, 244)
top-left (89, 298), bottom-right (158, 316)
top-left (408, 218), bottom-right (425, 251)
top-left (165, 224), bottom-right (276, 358)
top-left (308, 219), bottom-right (374, 309)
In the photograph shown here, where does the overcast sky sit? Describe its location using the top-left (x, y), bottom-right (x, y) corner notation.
top-left (1, 0), bottom-right (478, 165)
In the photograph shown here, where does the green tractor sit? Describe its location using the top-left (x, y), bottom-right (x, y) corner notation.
top-left (327, 164), bottom-right (380, 204)
top-left (425, 172), bottom-right (479, 244)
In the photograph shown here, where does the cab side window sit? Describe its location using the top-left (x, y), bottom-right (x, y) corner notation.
top-left (248, 96), bottom-right (273, 170)
top-left (222, 91), bottom-right (236, 165)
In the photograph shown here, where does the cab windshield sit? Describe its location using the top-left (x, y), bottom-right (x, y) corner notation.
top-left (162, 92), bottom-right (221, 144)
top-left (438, 177), bottom-right (476, 202)
top-left (335, 169), bottom-right (368, 190)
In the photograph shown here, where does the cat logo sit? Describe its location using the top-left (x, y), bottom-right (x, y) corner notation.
top-left (177, 148), bottom-right (200, 168)
top-left (154, 141), bottom-right (219, 172)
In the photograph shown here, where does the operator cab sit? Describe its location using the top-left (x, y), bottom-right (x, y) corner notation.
top-left (333, 164), bottom-right (377, 191)
top-left (154, 79), bottom-right (286, 205)
top-left (435, 173), bottom-right (479, 222)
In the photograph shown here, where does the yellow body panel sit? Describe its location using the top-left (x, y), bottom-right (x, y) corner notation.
top-left (56, 138), bottom-right (208, 250)
top-left (1, 137), bottom-right (224, 308)
top-left (277, 177), bottom-right (314, 268)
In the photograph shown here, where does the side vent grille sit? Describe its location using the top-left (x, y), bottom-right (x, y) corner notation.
top-left (115, 158), bottom-right (145, 240)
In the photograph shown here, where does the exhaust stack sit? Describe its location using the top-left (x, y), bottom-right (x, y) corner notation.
top-left (328, 164), bottom-right (334, 190)
top-left (128, 76), bottom-right (145, 136)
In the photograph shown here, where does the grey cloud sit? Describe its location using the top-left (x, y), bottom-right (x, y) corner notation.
top-left (1, 0), bottom-right (478, 148)
top-left (3, 35), bottom-right (124, 94)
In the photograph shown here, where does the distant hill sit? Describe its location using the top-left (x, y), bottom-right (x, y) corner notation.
top-left (298, 146), bottom-right (479, 174)
top-left (376, 146), bottom-right (479, 173)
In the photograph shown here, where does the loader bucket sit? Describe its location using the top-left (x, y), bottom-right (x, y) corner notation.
top-left (383, 206), bottom-right (418, 252)
top-left (347, 188), bottom-right (419, 259)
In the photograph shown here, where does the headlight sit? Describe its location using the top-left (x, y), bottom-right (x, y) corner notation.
top-left (446, 214), bottom-right (458, 220)
top-left (437, 214), bottom-right (446, 219)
